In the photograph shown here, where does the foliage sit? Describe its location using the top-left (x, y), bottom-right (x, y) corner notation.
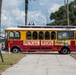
top-left (47, 0), bottom-right (76, 26)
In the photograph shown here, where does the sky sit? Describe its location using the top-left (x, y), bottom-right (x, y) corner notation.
top-left (1, 0), bottom-right (74, 31)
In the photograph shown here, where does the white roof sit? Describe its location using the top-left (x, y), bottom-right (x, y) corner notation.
top-left (5, 27), bottom-right (76, 31)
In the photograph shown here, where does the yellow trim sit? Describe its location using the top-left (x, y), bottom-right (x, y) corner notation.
top-left (5, 30), bottom-right (75, 41)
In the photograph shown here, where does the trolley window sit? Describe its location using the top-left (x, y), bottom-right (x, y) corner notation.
top-left (5, 32), bottom-right (8, 39)
top-left (15, 31), bottom-right (20, 39)
top-left (26, 31), bottom-right (31, 40)
top-left (45, 31), bottom-right (50, 40)
top-left (9, 31), bottom-right (15, 39)
top-left (33, 31), bottom-right (38, 40)
top-left (39, 31), bottom-right (44, 40)
top-left (51, 31), bottom-right (56, 40)
top-left (58, 31), bottom-right (74, 39)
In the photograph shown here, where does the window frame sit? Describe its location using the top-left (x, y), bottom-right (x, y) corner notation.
top-left (9, 31), bottom-right (15, 39)
top-left (5, 32), bottom-right (8, 39)
top-left (51, 31), bottom-right (56, 40)
top-left (45, 31), bottom-right (50, 40)
top-left (75, 32), bottom-right (76, 39)
top-left (33, 31), bottom-right (38, 40)
top-left (39, 31), bottom-right (44, 40)
top-left (26, 31), bottom-right (31, 40)
top-left (15, 31), bottom-right (20, 39)
top-left (57, 31), bottom-right (74, 40)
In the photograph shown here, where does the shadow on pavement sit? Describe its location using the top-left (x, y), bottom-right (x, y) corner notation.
top-left (22, 52), bottom-right (62, 55)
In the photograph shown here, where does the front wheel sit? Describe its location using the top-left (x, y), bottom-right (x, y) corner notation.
top-left (61, 48), bottom-right (69, 54)
top-left (12, 47), bottom-right (19, 53)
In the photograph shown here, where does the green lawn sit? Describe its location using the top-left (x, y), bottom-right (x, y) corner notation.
top-left (0, 54), bottom-right (25, 73)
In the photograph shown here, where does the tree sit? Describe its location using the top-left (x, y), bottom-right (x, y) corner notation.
top-left (47, 0), bottom-right (76, 26)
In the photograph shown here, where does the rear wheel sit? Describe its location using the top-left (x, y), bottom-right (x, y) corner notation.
top-left (12, 47), bottom-right (20, 53)
top-left (61, 48), bottom-right (69, 54)
top-left (58, 51), bottom-right (62, 54)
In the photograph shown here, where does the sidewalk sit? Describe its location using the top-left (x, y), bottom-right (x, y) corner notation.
top-left (1, 54), bottom-right (76, 75)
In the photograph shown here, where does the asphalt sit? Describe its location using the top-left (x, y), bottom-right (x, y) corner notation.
top-left (1, 54), bottom-right (76, 75)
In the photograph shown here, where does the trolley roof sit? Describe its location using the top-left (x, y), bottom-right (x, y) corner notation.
top-left (5, 26), bottom-right (76, 31)
top-left (17, 25), bottom-right (76, 28)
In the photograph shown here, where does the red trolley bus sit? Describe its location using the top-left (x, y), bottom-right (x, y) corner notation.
top-left (5, 26), bottom-right (76, 54)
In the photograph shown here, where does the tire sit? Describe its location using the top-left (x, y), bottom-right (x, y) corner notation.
top-left (12, 47), bottom-right (19, 53)
top-left (58, 51), bottom-right (62, 54)
top-left (61, 48), bottom-right (68, 54)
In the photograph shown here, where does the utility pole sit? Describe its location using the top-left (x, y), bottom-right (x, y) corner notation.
top-left (25, 0), bottom-right (28, 25)
top-left (25, 0), bottom-right (38, 25)
top-left (74, 0), bottom-right (76, 6)
top-left (0, 0), bottom-right (4, 62)
top-left (64, 0), bottom-right (66, 5)
top-left (0, 0), bottom-right (2, 36)
top-left (46, 13), bottom-right (48, 25)
top-left (67, 0), bottom-right (69, 26)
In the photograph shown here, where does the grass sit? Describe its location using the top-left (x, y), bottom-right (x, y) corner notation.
top-left (70, 53), bottom-right (76, 59)
top-left (0, 54), bottom-right (25, 73)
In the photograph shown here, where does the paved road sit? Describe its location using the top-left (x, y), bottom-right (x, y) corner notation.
top-left (1, 54), bottom-right (76, 75)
